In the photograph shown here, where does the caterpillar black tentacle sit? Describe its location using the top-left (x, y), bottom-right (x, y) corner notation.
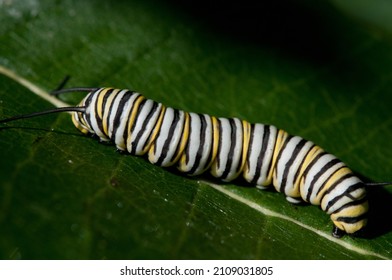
top-left (0, 106), bottom-right (85, 123)
top-left (1, 87), bottom-right (383, 237)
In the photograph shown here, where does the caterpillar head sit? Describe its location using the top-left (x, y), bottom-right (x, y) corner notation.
top-left (70, 88), bottom-right (121, 143)
top-left (70, 88), bottom-right (139, 149)
top-left (71, 91), bottom-right (95, 135)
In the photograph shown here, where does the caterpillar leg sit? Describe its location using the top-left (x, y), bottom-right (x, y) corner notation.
top-left (286, 197), bottom-right (302, 204)
top-left (332, 226), bottom-right (345, 238)
top-left (256, 185), bottom-right (269, 190)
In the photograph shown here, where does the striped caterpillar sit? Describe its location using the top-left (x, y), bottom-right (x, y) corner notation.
top-left (1, 87), bottom-right (385, 238)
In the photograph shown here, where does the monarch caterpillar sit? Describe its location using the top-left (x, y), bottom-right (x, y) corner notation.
top-left (0, 87), bottom-right (388, 238)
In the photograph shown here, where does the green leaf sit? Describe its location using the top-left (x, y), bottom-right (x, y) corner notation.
top-left (1, 0), bottom-right (392, 259)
